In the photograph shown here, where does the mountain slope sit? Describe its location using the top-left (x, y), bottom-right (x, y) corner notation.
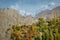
top-left (36, 6), bottom-right (60, 18)
top-left (52, 6), bottom-right (60, 17)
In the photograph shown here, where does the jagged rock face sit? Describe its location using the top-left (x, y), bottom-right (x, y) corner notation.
top-left (36, 6), bottom-right (60, 18)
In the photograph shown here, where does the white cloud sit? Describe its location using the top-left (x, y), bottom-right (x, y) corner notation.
top-left (10, 3), bottom-right (20, 10)
top-left (9, 2), bottom-right (57, 16)
top-left (50, 2), bottom-right (55, 6)
top-left (19, 10), bottom-right (26, 16)
top-left (40, 5), bottom-right (49, 10)
top-left (19, 10), bottom-right (31, 16)
top-left (40, 2), bottom-right (56, 10)
top-left (48, 2), bottom-right (56, 9)
top-left (10, 3), bottom-right (31, 16)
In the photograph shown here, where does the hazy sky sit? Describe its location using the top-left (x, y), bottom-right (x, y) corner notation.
top-left (0, 0), bottom-right (60, 16)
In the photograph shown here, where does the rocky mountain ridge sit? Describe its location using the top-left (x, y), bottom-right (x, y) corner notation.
top-left (36, 6), bottom-right (60, 18)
